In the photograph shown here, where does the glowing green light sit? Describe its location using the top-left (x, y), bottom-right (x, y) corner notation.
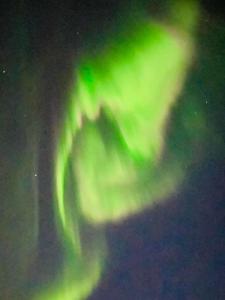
top-left (35, 2), bottom-right (199, 300)
top-left (73, 21), bottom-right (194, 223)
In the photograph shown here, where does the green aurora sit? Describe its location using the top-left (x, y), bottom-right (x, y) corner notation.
top-left (34, 1), bottom-right (199, 299)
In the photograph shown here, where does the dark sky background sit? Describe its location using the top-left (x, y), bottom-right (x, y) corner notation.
top-left (0, 1), bottom-right (225, 299)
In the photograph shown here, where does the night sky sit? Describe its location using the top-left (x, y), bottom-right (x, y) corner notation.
top-left (0, 1), bottom-right (225, 299)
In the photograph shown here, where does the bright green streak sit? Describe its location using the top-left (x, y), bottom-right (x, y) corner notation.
top-left (74, 22), bottom-right (193, 223)
top-left (58, 22), bottom-right (195, 226)
top-left (37, 2), bottom-right (198, 300)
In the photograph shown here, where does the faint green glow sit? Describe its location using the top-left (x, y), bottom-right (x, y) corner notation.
top-left (37, 2), bottom-right (199, 300)
top-left (33, 241), bottom-right (104, 300)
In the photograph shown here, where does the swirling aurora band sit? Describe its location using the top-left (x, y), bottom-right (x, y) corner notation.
top-left (34, 2), bottom-right (199, 300)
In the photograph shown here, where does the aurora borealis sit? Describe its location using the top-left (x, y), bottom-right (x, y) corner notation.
top-left (48, 2), bottom-right (199, 299)
top-left (1, 0), bottom-right (225, 299)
